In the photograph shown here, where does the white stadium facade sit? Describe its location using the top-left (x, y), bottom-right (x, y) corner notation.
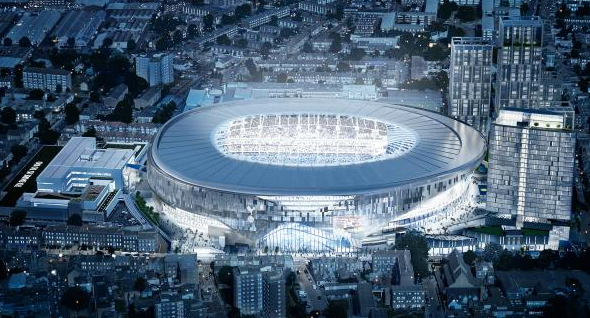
top-left (147, 99), bottom-right (486, 252)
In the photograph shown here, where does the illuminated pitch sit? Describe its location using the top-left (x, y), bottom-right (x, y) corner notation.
top-left (212, 114), bottom-right (417, 166)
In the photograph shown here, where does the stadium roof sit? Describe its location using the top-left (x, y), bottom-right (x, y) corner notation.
top-left (150, 99), bottom-right (486, 196)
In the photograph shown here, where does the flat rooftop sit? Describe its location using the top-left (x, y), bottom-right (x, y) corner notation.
top-left (38, 137), bottom-right (134, 181)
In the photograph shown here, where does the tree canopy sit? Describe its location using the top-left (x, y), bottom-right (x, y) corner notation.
top-left (64, 102), bottom-right (80, 125)
top-left (60, 286), bottom-right (91, 312)
top-left (9, 209), bottom-right (26, 226)
top-left (67, 213), bottom-right (83, 226)
top-left (394, 231), bottom-right (429, 278)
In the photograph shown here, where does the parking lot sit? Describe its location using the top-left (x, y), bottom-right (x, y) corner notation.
top-left (107, 202), bottom-right (143, 227)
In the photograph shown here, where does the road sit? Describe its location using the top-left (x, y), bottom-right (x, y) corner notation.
top-left (296, 264), bottom-right (327, 312)
top-left (199, 262), bottom-right (227, 318)
top-left (424, 276), bottom-right (444, 318)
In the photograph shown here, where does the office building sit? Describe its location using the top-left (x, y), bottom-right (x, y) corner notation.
top-left (496, 16), bottom-right (544, 110)
top-left (487, 109), bottom-right (575, 227)
top-left (135, 53), bottom-right (174, 87)
top-left (23, 67), bottom-right (72, 92)
top-left (449, 37), bottom-right (493, 134)
top-left (233, 266), bottom-right (263, 316)
top-left (18, 137), bottom-right (136, 216)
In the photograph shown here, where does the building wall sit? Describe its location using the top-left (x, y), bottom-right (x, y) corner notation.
top-left (449, 37), bottom-right (493, 134)
top-left (234, 270), bottom-right (263, 315)
top-left (496, 17), bottom-right (544, 110)
top-left (487, 121), bottom-right (575, 224)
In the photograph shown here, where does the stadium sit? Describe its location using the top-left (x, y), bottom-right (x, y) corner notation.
top-left (147, 99), bottom-right (486, 252)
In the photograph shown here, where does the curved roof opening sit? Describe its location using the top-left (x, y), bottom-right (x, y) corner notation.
top-left (212, 113), bottom-right (418, 167)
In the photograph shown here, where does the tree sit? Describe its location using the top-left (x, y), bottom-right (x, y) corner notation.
top-left (385, 48), bottom-right (405, 59)
top-left (60, 286), bottom-right (91, 312)
top-left (348, 48), bottom-right (366, 61)
top-left (1, 107), bottom-right (16, 126)
top-left (155, 34), bottom-right (172, 51)
top-left (260, 41), bottom-right (272, 56)
top-left (67, 213), bottom-right (83, 226)
top-left (108, 99), bottom-right (133, 124)
top-left (482, 243), bottom-right (502, 262)
top-left (151, 101), bottom-right (177, 124)
top-left (424, 44), bottom-right (449, 61)
top-left (18, 37), bottom-right (31, 47)
top-left (495, 250), bottom-right (515, 270)
top-left (302, 41), bottom-right (313, 53)
top-left (277, 72), bottom-right (288, 83)
top-left (576, 3), bottom-right (590, 17)
top-left (64, 102), bottom-right (80, 125)
top-left (89, 91), bottom-right (101, 103)
top-left (9, 210), bottom-right (26, 226)
top-left (324, 300), bottom-right (347, 318)
top-left (456, 6), bottom-right (477, 22)
top-left (537, 249), bottom-right (556, 269)
top-left (520, 2), bottom-right (530, 16)
top-left (0, 259), bottom-right (7, 280)
top-left (36, 118), bottom-right (60, 145)
top-left (217, 266), bottom-right (234, 286)
top-left (203, 14), bottom-right (215, 31)
top-left (187, 24), bottom-right (199, 39)
top-left (434, 71), bottom-right (449, 90)
top-left (394, 231), bottom-right (429, 278)
top-left (10, 144), bottom-right (27, 162)
top-left (216, 34), bottom-right (231, 46)
top-left (270, 15), bottom-right (279, 26)
top-left (173, 30), bottom-right (183, 45)
top-left (438, 0), bottom-right (458, 20)
top-left (134, 277), bottom-right (147, 292)
top-left (234, 4), bottom-right (252, 20)
top-left (27, 89), bottom-right (45, 100)
top-left (221, 14), bottom-right (235, 25)
top-left (13, 64), bottom-right (22, 88)
top-left (463, 250), bottom-right (476, 266)
top-left (337, 61), bottom-right (351, 72)
top-left (235, 38), bottom-right (248, 48)
top-left (543, 295), bottom-right (590, 318)
top-left (102, 37), bottom-right (113, 48)
top-left (126, 39), bottom-right (137, 52)
top-left (3, 38), bottom-right (11, 46)
top-left (329, 37), bottom-right (342, 53)
top-left (82, 126), bottom-right (96, 137)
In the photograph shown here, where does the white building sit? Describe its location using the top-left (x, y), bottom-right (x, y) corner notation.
top-left (18, 137), bottom-right (136, 216)
top-left (487, 109), bottom-right (576, 227)
top-left (23, 67), bottom-right (72, 92)
top-left (136, 53), bottom-right (174, 87)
